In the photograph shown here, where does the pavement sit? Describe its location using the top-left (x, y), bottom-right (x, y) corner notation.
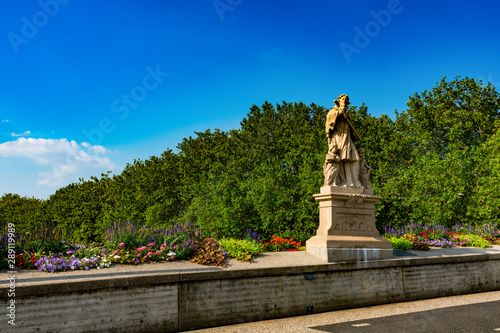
top-left (188, 291), bottom-right (500, 333)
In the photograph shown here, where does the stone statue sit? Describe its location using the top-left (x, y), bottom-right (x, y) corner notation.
top-left (309, 95), bottom-right (392, 263)
top-left (324, 94), bottom-right (363, 188)
top-left (358, 148), bottom-right (372, 189)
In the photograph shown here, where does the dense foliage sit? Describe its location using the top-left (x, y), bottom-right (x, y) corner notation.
top-left (1, 76), bottom-right (499, 242)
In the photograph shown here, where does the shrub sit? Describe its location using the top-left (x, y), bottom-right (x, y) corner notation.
top-left (481, 235), bottom-right (500, 245)
top-left (456, 234), bottom-right (492, 249)
top-left (387, 236), bottom-right (413, 250)
top-left (190, 238), bottom-right (227, 268)
top-left (219, 238), bottom-right (262, 262)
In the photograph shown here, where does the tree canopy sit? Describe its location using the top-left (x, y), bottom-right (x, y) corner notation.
top-left (1, 76), bottom-right (499, 242)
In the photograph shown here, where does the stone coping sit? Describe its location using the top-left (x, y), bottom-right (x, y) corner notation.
top-left (1, 246), bottom-right (500, 298)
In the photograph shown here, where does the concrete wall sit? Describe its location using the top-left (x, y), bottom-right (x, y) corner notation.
top-left (2, 253), bottom-right (500, 332)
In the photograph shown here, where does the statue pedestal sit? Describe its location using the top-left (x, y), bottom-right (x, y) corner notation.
top-left (306, 186), bottom-right (393, 262)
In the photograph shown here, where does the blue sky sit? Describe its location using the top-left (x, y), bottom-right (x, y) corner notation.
top-left (1, 0), bottom-right (499, 199)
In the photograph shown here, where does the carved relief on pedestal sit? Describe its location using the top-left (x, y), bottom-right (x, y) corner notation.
top-left (333, 214), bottom-right (372, 232)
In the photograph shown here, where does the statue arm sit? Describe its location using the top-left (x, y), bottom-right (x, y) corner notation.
top-left (325, 111), bottom-right (338, 135)
top-left (343, 112), bottom-right (363, 141)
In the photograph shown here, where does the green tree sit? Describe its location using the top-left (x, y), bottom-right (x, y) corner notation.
top-left (45, 176), bottom-right (108, 242)
top-left (185, 102), bottom-right (327, 241)
top-left (101, 150), bottom-right (183, 227)
top-left (377, 76), bottom-right (500, 227)
top-left (467, 129), bottom-right (500, 224)
top-left (176, 129), bottom-right (236, 205)
top-left (0, 194), bottom-right (47, 233)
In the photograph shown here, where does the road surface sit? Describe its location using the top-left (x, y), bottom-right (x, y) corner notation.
top-left (188, 291), bottom-right (500, 332)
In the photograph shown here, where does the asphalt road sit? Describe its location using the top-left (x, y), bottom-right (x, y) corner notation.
top-left (189, 291), bottom-right (500, 333)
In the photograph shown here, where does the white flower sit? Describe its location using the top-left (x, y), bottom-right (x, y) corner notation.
top-left (167, 251), bottom-right (176, 256)
top-left (114, 255), bottom-right (120, 259)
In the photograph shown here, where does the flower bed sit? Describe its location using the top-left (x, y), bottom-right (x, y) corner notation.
top-left (0, 222), bottom-right (306, 272)
top-left (383, 223), bottom-right (500, 250)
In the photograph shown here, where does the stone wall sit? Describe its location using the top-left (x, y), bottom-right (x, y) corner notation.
top-left (1, 253), bottom-right (500, 332)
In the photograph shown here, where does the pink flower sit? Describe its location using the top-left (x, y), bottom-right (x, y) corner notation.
top-left (113, 250), bottom-right (119, 255)
top-left (161, 244), bottom-right (167, 247)
top-left (149, 243), bottom-right (155, 247)
top-left (156, 251), bottom-right (161, 255)
top-left (173, 245), bottom-right (178, 250)
top-left (147, 252), bottom-right (153, 256)
top-left (119, 242), bottom-right (125, 247)
top-left (144, 255), bottom-right (148, 259)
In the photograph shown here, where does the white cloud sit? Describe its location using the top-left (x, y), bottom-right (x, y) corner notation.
top-left (0, 138), bottom-right (117, 186)
top-left (1, 119), bottom-right (8, 123)
top-left (11, 130), bottom-right (31, 137)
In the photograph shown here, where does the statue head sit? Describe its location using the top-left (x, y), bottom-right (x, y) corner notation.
top-left (358, 148), bottom-right (366, 156)
top-left (334, 94), bottom-right (350, 109)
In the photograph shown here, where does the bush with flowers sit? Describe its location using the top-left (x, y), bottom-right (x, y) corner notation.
top-left (16, 251), bottom-right (43, 269)
top-left (108, 242), bottom-right (177, 265)
top-left (34, 255), bottom-right (111, 273)
top-left (262, 236), bottom-right (302, 252)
